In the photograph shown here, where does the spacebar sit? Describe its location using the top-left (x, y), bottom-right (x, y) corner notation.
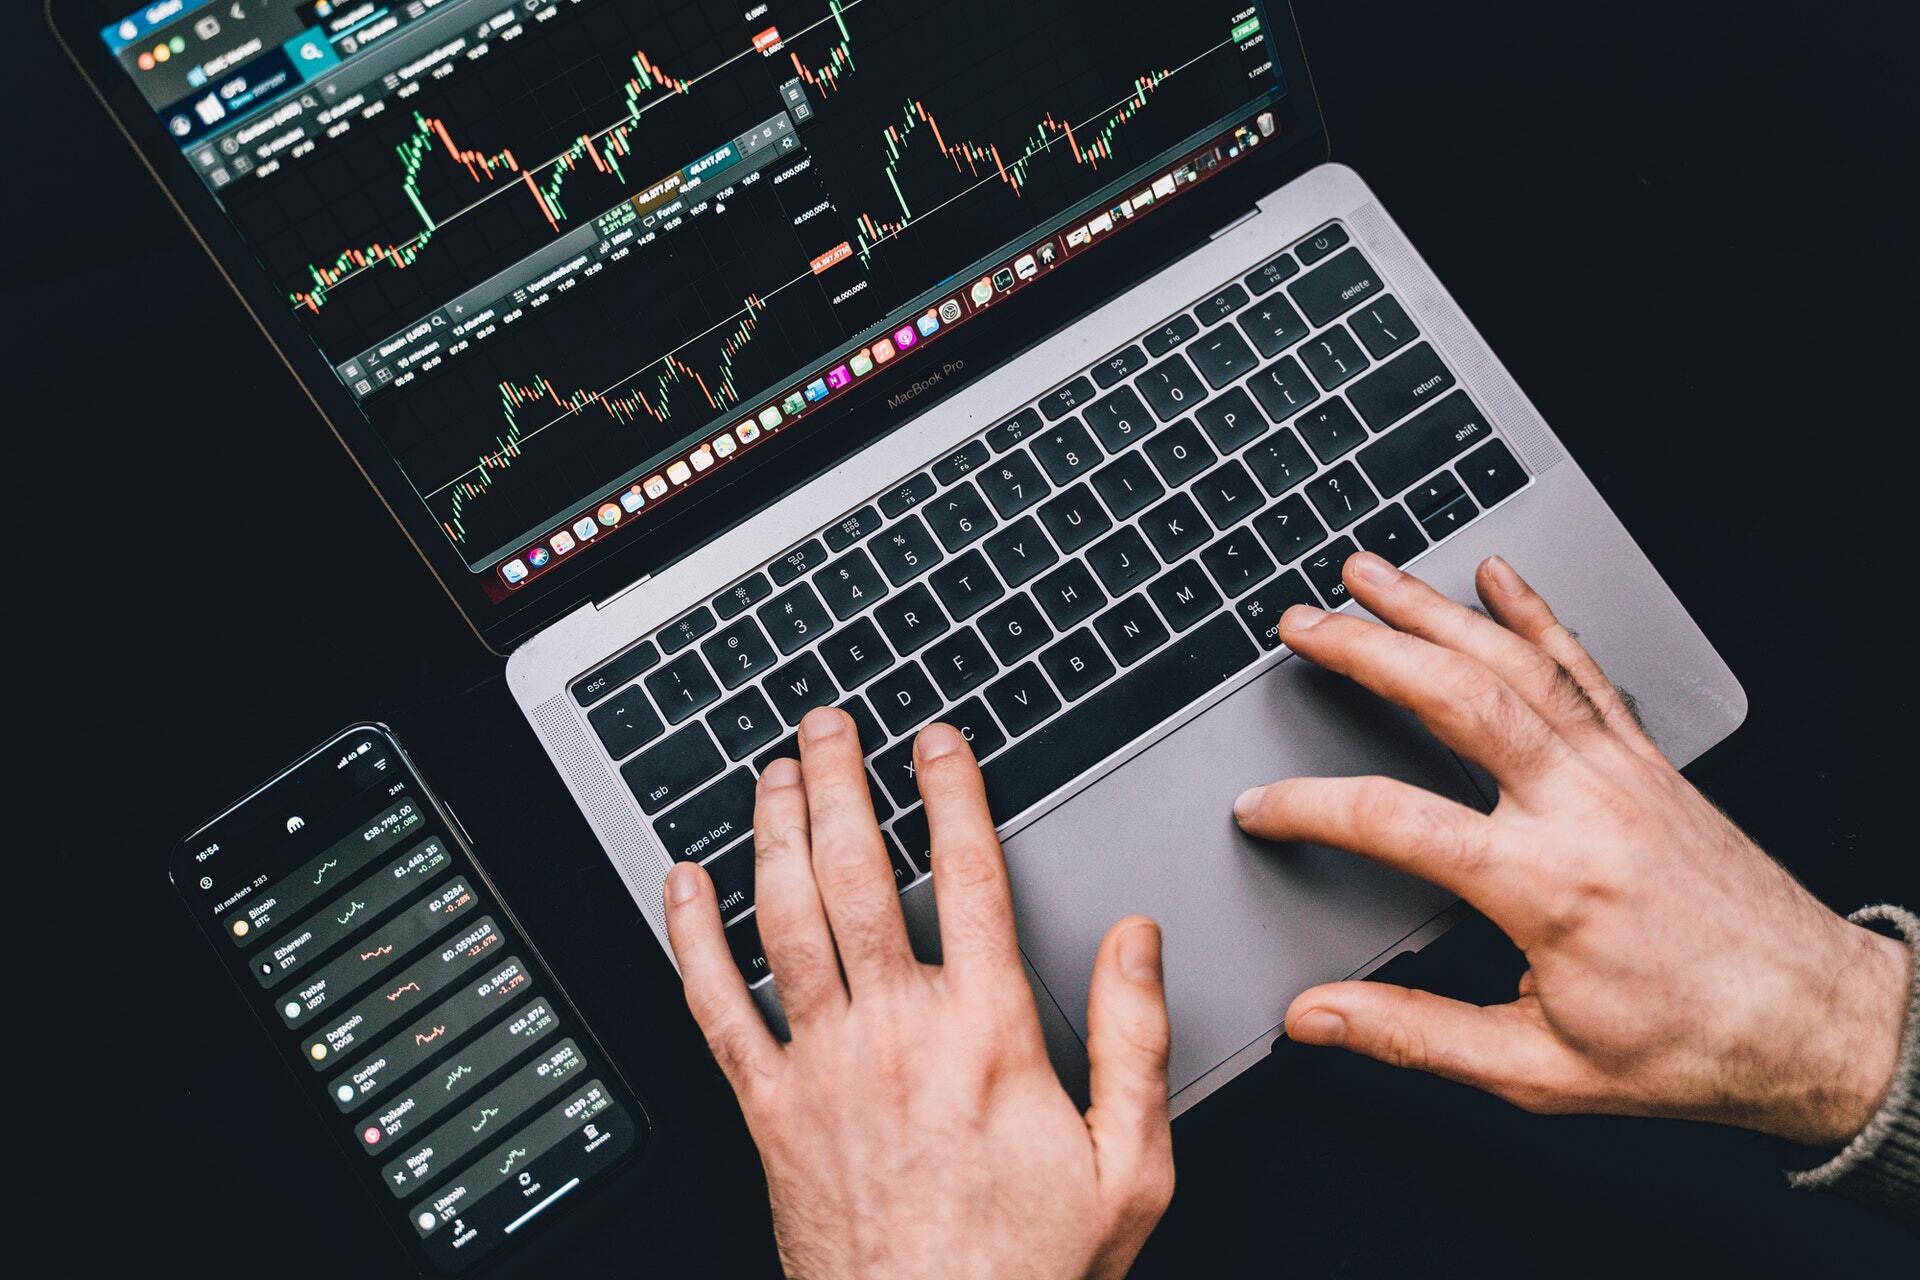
top-left (981, 614), bottom-right (1258, 824)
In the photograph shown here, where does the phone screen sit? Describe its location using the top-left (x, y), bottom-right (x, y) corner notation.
top-left (170, 723), bottom-right (646, 1273)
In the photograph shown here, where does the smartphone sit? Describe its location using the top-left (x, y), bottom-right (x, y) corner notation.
top-left (170, 723), bottom-right (649, 1273)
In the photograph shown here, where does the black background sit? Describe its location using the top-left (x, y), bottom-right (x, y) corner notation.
top-left (20, 1), bottom-right (1918, 1274)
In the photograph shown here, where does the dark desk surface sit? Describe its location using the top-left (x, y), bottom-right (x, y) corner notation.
top-left (24, 1), bottom-right (1916, 1272)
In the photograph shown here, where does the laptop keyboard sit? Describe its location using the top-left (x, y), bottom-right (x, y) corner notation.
top-left (569, 222), bottom-right (1531, 985)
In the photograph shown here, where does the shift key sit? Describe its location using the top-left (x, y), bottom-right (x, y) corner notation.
top-left (654, 770), bottom-right (756, 862)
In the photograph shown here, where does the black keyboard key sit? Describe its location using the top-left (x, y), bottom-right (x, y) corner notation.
top-left (1302, 537), bottom-right (1358, 606)
top-left (1092, 343), bottom-right (1148, 388)
top-left (925, 628), bottom-right (999, 699)
top-left (1406, 471), bottom-right (1479, 541)
top-left (1195, 282), bottom-right (1250, 326)
top-left (770, 539), bottom-right (828, 586)
top-left (758, 582), bottom-right (834, 654)
top-left (1039, 376), bottom-right (1097, 419)
top-left (1295, 224), bottom-right (1349, 266)
top-left (1082, 386), bottom-right (1156, 452)
top-left (823, 505), bottom-right (883, 552)
top-left (1247, 357), bottom-right (1319, 423)
top-left (1200, 527), bottom-right (1277, 597)
top-left (1140, 493), bottom-right (1210, 561)
top-left (572, 640), bottom-right (660, 707)
top-left (1288, 247), bottom-right (1382, 325)
top-left (1143, 314), bottom-right (1199, 357)
top-left (702, 617), bottom-right (778, 690)
top-left (1304, 461), bottom-right (1380, 530)
top-left (884, 834), bottom-right (918, 886)
top-left (986, 663), bottom-right (1062, 736)
top-left (1188, 326), bottom-right (1261, 389)
top-left (1349, 296), bottom-right (1417, 360)
top-left (875, 582), bottom-right (952, 655)
top-left (1301, 327), bottom-right (1371, 391)
top-left (766, 651), bottom-right (839, 726)
top-left (1090, 452), bottom-right (1165, 521)
top-left (976, 451), bottom-right (1051, 517)
top-left (1142, 419), bottom-right (1216, 487)
top-left (752, 696), bottom-right (887, 772)
top-left (1244, 252), bottom-right (1300, 296)
top-left (941, 697), bottom-right (1007, 763)
top-left (1095, 593), bottom-right (1171, 667)
top-left (1147, 560), bottom-right (1223, 633)
top-left (980, 615), bottom-right (1256, 821)
top-left (713, 574), bottom-right (771, 621)
top-left (1294, 399), bottom-right (1369, 464)
top-left (869, 515), bottom-right (944, 585)
top-left (1253, 494), bottom-right (1329, 563)
top-left (621, 724), bottom-right (723, 814)
top-left (1138, 355), bottom-right (1207, 420)
top-left (1460, 438), bottom-right (1528, 506)
top-left (703, 839), bottom-right (754, 920)
top-left (873, 737), bottom-right (926, 808)
top-left (986, 407), bottom-right (1044, 452)
top-left (814, 548), bottom-right (889, 620)
top-left (1346, 343), bottom-right (1456, 430)
top-left (1192, 460), bottom-right (1263, 529)
top-left (654, 769), bottom-right (755, 862)
top-left (1040, 628), bottom-right (1117, 701)
top-left (870, 661), bottom-right (940, 737)
top-left (1031, 420), bottom-right (1103, 484)
top-left (1194, 386), bottom-right (1265, 452)
top-left (880, 472), bottom-right (939, 517)
top-left (709, 687), bottom-right (783, 760)
top-left (589, 685), bottom-right (665, 760)
top-left (932, 439), bottom-right (991, 485)
top-left (1354, 503), bottom-right (1429, 567)
top-left (1033, 560), bottom-right (1106, 629)
top-left (983, 516), bottom-right (1060, 587)
top-left (659, 607), bottom-right (717, 654)
top-left (929, 549), bottom-right (1005, 620)
top-left (1238, 294), bottom-right (1311, 358)
top-left (818, 617), bottom-right (894, 690)
top-left (1245, 427), bottom-right (1316, 496)
top-left (1037, 484), bottom-right (1113, 553)
top-left (726, 913), bottom-right (769, 984)
top-left (891, 806), bottom-right (931, 867)
top-left (923, 481), bottom-right (998, 551)
top-left (1086, 527), bottom-right (1159, 595)
top-left (1236, 569), bottom-right (1319, 650)
top-left (645, 652), bottom-right (720, 724)
top-left (978, 594), bottom-right (1054, 663)
top-left (1355, 390), bottom-right (1491, 496)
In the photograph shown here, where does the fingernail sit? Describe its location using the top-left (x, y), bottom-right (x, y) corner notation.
top-left (1289, 1008), bottom-right (1345, 1045)
top-left (666, 862), bottom-right (701, 906)
top-left (1346, 551), bottom-right (1398, 589)
top-left (1484, 555), bottom-right (1526, 596)
top-left (1119, 921), bottom-right (1162, 982)
top-left (760, 757), bottom-right (801, 789)
top-left (1280, 603), bottom-right (1325, 633)
top-left (799, 705), bottom-right (844, 745)
top-left (917, 722), bottom-right (965, 760)
top-left (1233, 785), bottom-right (1266, 823)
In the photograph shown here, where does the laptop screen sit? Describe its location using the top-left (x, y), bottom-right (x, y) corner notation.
top-left (97, 0), bottom-right (1295, 609)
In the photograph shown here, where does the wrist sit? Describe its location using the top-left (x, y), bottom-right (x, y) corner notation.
top-left (1770, 919), bottom-right (1913, 1147)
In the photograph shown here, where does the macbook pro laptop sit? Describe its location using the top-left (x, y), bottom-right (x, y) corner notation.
top-left (55, 0), bottom-right (1744, 1113)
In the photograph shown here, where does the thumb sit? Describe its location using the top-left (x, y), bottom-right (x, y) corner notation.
top-left (1285, 981), bottom-right (1578, 1108)
top-left (1084, 917), bottom-right (1175, 1222)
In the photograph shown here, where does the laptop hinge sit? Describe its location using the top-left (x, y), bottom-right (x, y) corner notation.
top-left (1209, 205), bottom-right (1262, 241)
top-left (597, 573), bottom-right (652, 609)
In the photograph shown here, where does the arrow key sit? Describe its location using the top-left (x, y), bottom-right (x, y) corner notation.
top-left (1354, 503), bottom-right (1429, 568)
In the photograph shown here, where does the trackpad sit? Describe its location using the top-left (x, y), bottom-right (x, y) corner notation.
top-left (1002, 656), bottom-right (1480, 1098)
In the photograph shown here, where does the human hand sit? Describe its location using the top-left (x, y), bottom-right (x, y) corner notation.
top-left (663, 708), bottom-right (1175, 1279)
top-left (1235, 551), bottom-right (1912, 1147)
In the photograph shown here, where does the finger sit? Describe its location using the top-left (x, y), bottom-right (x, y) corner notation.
top-left (1232, 775), bottom-right (1530, 926)
top-left (1278, 603), bottom-right (1571, 793)
top-left (1475, 556), bottom-right (1669, 765)
top-left (663, 862), bottom-right (782, 1097)
top-left (1342, 552), bottom-right (1611, 747)
top-left (915, 722), bottom-right (1025, 987)
top-left (796, 707), bottom-right (914, 992)
top-left (752, 757), bottom-right (844, 1024)
top-left (1285, 981), bottom-right (1591, 1112)
top-left (1084, 917), bottom-right (1175, 1233)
